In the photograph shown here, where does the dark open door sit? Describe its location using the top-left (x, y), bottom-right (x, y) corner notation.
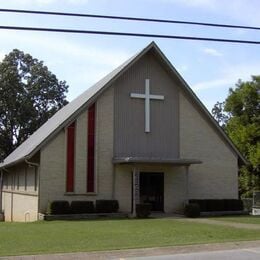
top-left (140, 172), bottom-right (164, 211)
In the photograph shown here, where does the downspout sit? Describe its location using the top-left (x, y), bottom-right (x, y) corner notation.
top-left (1, 167), bottom-right (10, 220)
top-left (25, 159), bottom-right (40, 167)
top-left (0, 170), bottom-right (3, 214)
top-left (25, 159), bottom-right (40, 220)
top-left (185, 165), bottom-right (190, 205)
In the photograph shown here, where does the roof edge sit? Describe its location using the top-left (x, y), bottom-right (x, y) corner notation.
top-left (150, 44), bottom-right (247, 165)
top-left (0, 41), bottom-right (247, 168)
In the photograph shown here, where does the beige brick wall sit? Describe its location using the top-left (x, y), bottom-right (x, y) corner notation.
top-left (39, 87), bottom-right (115, 213)
top-left (114, 164), bottom-right (187, 213)
top-left (95, 87), bottom-right (114, 198)
top-left (164, 166), bottom-right (187, 213)
top-left (179, 92), bottom-right (238, 199)
top-left (39, 129), bottom-right (66, 212)
top-left (114, 165), bottom-right (132, 212)
top-left (75, 110), bottom-right (88, 194)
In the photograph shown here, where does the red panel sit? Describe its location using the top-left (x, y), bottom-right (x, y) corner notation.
top-left (87, 103), bottom-right (95, 192)
top-left (66, 122), bottom-right (75, 192)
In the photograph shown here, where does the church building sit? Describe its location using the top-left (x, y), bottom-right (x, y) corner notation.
top-left (0, 42), bottom-right (245, 221)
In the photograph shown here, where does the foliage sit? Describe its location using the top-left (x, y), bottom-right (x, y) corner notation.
top-left (0, 49), bottom-right (68, 161)
top-left (136, 203), bottom-right (152, 218)
top-left (212, 76), bottom-right (260, 197)
top-left (189, 199), bottom-right (244, 212)
top-left (50, 201), bottom-right (70, 215)
top-left (211, 101), bottom-right (229, 127)
top-left (70, 201), bottom-right (95, 214)
top-left (95, 200), bottom-right (119, 213)
top-left (184, 203), bottom-right (200, 218)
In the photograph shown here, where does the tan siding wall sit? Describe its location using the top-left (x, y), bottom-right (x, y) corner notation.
top-left (26, 166), bottom-right (36, 192)
top-left (1, 162), bottom-right (39, 222)
top-left (2, 192), bottom-right (11, 221)
top-left (2, 163), bottom-right (38, 193)
top-left (2, 192), bottom-right (38, 222)
top-left (179, 92), bottom-right (238, 199)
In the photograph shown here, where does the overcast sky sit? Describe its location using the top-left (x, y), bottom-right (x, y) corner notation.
top-left (0, 0), bottom-right (259, 111)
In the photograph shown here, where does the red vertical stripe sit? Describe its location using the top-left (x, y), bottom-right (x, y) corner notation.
top-left (66, 122), bottom-right (75, 192)
top-left (87, 103), bottom-right (95, 192)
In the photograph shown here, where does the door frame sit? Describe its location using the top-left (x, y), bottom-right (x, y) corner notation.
top-left (132, 171), bottom-right (164, 212)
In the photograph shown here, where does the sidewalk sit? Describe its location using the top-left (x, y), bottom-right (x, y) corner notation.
top-left (1, 241), bottom-right (260, 260)
top-left (181, 218), bottom-right (260, 230)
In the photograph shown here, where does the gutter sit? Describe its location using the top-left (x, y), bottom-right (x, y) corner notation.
top-left (0, 170), bottom-right (3, 213)
top-left (25, 158), bottom-right (40, 167)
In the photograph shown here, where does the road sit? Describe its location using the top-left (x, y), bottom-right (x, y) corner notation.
top-left (124, 247), bottom-right (260, 260)
top-left (2, 241), bottom-right (260, 260)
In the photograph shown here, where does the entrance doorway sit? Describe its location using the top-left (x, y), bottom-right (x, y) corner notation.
top-left (140, 172), bottom-right (164, 211)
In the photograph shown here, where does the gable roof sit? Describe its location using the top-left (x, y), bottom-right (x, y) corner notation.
top-left (0, 42), bottom-right (246, 169)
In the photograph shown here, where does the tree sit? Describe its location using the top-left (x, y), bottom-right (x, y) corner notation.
top-left (211, 101), bottom-right (229, 127)
top-left (0, 49), bottom-right (68, 161)
top-left (212, 76), bottom-right (260, 197)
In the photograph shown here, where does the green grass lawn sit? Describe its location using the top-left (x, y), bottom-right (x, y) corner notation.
top-left (210, 216), bottom-right (260, 224)
top-left (1, 218), bottom-right (260, 256)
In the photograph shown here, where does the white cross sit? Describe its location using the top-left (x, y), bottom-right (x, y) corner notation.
top-left (130, 79), bottom-right (164, 133)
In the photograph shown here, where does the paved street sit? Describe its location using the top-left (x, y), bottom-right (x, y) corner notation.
top-left (125, 247), bottom-right (260, 260)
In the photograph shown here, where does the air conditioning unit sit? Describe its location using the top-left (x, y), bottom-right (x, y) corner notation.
top-left (252, 191), bottom-right (260, 216)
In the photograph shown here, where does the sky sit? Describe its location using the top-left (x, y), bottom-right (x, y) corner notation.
top-left (0, 0), bottom-right (259, 111)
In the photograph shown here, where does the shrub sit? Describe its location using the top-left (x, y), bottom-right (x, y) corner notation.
top-left (242, 198), bottom-right (253, 212)
top-left (189, 199), bottom-right (244, 212)
top-left (208, 200), bottom-right (225, 211)
top-left (70, 201), bottom-right (95, 214)
top-left (184, 203), bottom-right (200, 218)
top-left (136, 203), bottom-right (152, 218)
top-left (189, 199), bottom-right (207, 212)
top-left (224, 199), bottom-right (243, 211)
top-left (50, 200), bottom-right (70, 215)
top-left (95, 200), bottom-right (119, 213)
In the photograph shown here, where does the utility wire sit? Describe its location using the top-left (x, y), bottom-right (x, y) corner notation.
top-left (0, 8), bottom-right (260, 31)
top-left (0, 25), bottom-right (259, 44)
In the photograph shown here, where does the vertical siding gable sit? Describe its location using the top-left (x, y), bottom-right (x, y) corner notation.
top-left (114, 51), bottom-right (179, 159)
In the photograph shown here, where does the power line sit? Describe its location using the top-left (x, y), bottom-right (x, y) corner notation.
top-left (0, 25), bottom-right (259, 44)
top-left (0, 8), bottom-right (260, 31)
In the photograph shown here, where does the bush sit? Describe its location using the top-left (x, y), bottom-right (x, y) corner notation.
top-left (189, 199), bottom-right (207, 212)
top-left (208, 200), bottom-right (225, 212)
top-left (70, 201), bottom-right (95, 214)
top-left (50, 200), bottom-right (70, 215)
top-left (184, 203), bottom-right (200, 218)
top-left (242, 198), bottom-right (253, 212)
top-left (95, 200), bottom-right (119, 213)
top-left (136, 203), bottom-right (152, 218)
top-left (224, 199), bottom-right (243, 211)
top-left (189, 199), bottom-right (244, 212)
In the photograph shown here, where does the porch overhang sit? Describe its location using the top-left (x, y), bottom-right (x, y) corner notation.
top-left (112, 157), bottom-right (202, 166)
